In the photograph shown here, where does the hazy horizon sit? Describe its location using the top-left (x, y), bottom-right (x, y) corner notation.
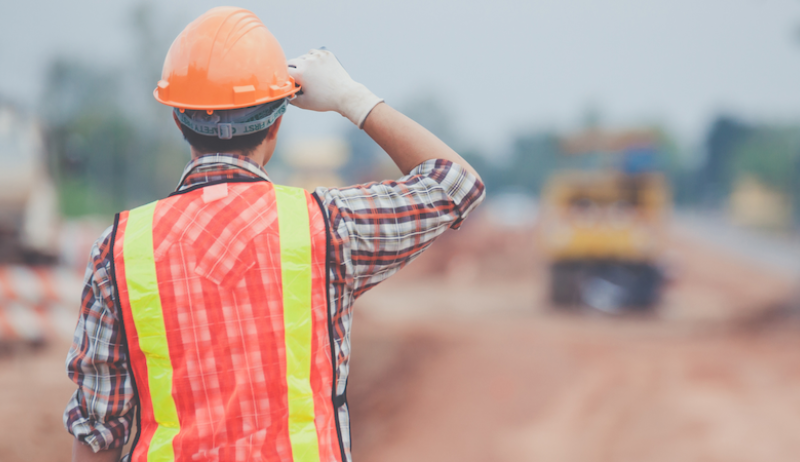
top-left (2, 0), bottom-right (800, 152)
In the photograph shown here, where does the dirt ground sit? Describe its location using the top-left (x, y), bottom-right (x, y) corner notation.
top-left (348, 315), bottom-right (800, 462)
top-left (2, 219), bottom-right (799, 461)
top-left (0, 340), bottom-right (76, 462)
top-left (349, 220), bottom-right (800, 462)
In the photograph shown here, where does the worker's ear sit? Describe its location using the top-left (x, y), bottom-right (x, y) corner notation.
top-left (266, 116), bottom-right (282, 141)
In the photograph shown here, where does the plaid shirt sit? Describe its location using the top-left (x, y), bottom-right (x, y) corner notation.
top-left (64, 153), bottom-right (484, 454)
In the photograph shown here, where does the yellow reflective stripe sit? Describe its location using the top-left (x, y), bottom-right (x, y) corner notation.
top-left (274, 185), bottom-right (320, 462)
top-left (124, 202), bottom-right (180, 462)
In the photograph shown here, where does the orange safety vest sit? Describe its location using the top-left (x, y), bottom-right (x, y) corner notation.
top-left (111, 180), bottom-right (344, 462)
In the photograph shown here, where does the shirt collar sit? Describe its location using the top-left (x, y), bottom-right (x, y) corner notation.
top-left (176, 153), bottom-right (271, 191)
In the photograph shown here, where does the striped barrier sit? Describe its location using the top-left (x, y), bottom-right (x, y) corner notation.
top-left (0, 266), bottom-right (82, 344)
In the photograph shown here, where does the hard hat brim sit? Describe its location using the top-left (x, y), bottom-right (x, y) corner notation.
top-left (153, 86), bottom-right (301, 111)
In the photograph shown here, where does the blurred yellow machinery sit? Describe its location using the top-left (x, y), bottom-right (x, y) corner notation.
top-left (538, 130), bottom-right (671, 312)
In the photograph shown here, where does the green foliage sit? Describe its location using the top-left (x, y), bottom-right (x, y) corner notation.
top-left (39, 2), bottom-right (188, 217)
top-left (695, 115), bottom-right (800, 223)
top-left (731, 127), bottom-right (800, 191)
top-left (729, 126), bottom-right (800, 223)
top-left (699, 117), bottom-right (752, 205)
top-left (506, 132), bottom-right (560, 195)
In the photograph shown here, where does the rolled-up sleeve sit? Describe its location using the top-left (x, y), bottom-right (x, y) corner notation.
top-left (315, 159), bottom-right (485, 296)
top-left (64, 226), bottom-right (136, 452)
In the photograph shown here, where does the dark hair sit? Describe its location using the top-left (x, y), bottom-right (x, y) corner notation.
top-left (179, 123), bottom-right (273, 156)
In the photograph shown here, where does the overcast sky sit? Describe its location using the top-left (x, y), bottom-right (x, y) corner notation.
top-left (2, 0), bottom-right (800, 152)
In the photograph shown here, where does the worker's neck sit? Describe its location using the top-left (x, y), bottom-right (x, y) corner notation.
top-left (190, 147), bottom-right (269, 167)
top-left (188, 127), bottom-right (276, 167)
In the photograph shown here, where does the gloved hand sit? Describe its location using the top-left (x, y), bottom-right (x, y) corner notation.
top-left (287, 49), bottom-right (384, 128)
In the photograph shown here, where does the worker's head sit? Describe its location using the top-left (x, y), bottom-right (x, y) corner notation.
top-left (155, 7), bottom-right (299, 164)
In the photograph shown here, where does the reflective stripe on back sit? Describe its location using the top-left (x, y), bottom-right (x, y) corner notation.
top-left (274, 185), bottom-right (320, 462)
top-left (124, 201), bottom-right (181, 462)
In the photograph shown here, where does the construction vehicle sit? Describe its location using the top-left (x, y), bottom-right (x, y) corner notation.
top-left (538, 130), bottom-right (671, 312)
top-left (0, 103), bottom-right (59, 264)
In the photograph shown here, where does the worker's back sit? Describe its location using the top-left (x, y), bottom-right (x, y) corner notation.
top-left (113, 181), bottom-right (342, 462)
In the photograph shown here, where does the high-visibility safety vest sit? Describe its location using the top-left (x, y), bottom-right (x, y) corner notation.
top-left (111, 180), bottom-right (345, 462)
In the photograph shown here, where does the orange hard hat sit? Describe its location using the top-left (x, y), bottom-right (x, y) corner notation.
top-left (154, 7), bottom-right (299, 110)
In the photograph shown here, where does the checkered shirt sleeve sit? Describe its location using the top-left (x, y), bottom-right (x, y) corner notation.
top-left (64, 225), bottom-right (136, 452)
top-left (61, 157), bottom-right (484, 455)
top-left (316, 158), bottom-right (485, 298)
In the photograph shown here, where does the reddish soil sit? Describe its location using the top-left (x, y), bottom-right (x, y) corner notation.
top-left (2, 219), bottom-right (798, 461)
top-left (348, 220), bottom-right (800, 462)
top-left (348, 314), bottom-right (800, 462)
top-left (0, 340), bottom-right (76, 462)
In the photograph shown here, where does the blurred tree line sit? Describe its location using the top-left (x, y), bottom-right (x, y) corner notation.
top-left (24, 1), bottom-right (800, 230)
top-left (480, 115), bottom-right (800, 226)
top-left (369, 97), bottom-right (800, 228)
top-left (41, 2), bottom-right (187, 218)
top-left (698, 117), bottom-right (800, 223)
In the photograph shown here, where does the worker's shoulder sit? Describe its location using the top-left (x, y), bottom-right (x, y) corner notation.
top-left (317, 159), bottom-right (483, 204)
top-left (87, 224), bottom-right (115, 268)
top-left (312, 160), bottom-right (448, 199)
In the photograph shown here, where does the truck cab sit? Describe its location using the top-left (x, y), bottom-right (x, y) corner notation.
top-left (538, 132), bottom-right (671, 312)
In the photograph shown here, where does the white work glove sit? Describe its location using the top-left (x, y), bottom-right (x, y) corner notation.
top-left (287, 49), bottom-right (384, 128)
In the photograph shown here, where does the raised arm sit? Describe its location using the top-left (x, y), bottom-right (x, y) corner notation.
top-left (287, 49), bottom-right (481, 180)
top-left (362, 103), bottom-right (481, 179)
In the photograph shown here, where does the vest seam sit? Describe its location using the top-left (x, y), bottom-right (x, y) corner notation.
top-left (313, 191), bottom-right (348, 462)
top-left (110, 212), bottom-right (143, 461)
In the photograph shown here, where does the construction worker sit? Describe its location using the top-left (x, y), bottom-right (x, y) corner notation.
top-left (64, 7), bottom-right (484, 462)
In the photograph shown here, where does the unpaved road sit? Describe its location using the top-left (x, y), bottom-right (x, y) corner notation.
top-left (0, 341), bottom-right (76, 462)
top-left (1, 220), bottom-right (798, 461)
top-left (348, 314), bottom-right (800, 462)
top-left (349, 221), bottom-right (800, 462)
